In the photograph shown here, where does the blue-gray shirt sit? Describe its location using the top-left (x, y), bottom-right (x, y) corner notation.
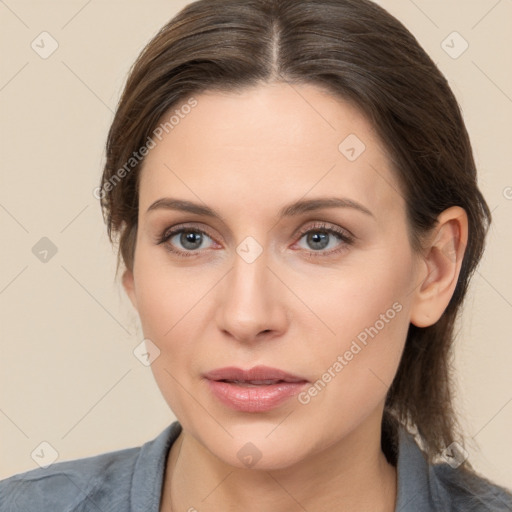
top-left (1, 421), bottom-right (511, 511)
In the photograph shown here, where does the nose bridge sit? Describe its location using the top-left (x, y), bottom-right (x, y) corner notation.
top-left (215, 238), bottom-right (286, 341)
top-left (228, 243), bottom-right (273, 314)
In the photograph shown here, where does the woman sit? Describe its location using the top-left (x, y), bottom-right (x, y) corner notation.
top-left (1, 0), bottom-right (511, 510)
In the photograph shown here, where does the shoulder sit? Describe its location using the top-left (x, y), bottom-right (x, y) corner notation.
top-left (0, 444), bottom-right (140, 511)
top-left (430, 462), bottom-right (512, 511)
top-left (395, 426), bottom-right (512, 511)
top-left (0, 421), bottom-right (182, 512)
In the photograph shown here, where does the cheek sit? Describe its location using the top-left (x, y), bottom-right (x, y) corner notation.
top-left (299, 247), bottom-right (414, 408)
top-left (132, 250), bottom-right (220, 375)
top-left (132, 253), bottom-right (211, 417)
top-left (133, 247), bottom-right (208, 336)
top-left (310, 286), bottom-right (408, 390)
top-left (302, 242), bottom-right (413, 344)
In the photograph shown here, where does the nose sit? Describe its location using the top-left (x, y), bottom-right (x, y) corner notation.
top-left (215, 245), bottom-right (289, 344)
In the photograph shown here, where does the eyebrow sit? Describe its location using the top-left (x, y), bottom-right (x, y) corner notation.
top-left (146, 197), bottom-right (374, 219)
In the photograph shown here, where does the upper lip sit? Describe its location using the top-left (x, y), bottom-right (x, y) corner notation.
top-left (203, 365), bottom-right (308, 383)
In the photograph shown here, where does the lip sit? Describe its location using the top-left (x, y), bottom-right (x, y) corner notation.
top-left (203, 365), bottom-right (309, 412)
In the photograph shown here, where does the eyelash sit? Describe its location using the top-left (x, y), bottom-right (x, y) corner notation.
top-left (156, 222), bottom-right (355, 259)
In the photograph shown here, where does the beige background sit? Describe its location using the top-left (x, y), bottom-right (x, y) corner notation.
top-left (1, 0), bottom-right (511, 488)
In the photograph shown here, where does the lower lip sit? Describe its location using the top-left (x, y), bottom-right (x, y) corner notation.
top-left (206, 380), bottom-right (308, 412)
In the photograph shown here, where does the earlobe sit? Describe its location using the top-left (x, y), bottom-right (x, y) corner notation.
top-left (410, 206), bottom-right (468, 328)
top-left (122, 269), bottom-right (138, 310)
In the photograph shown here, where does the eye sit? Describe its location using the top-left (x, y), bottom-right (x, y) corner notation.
top-left (294, 222), bottom-right (354, 258)
top-left (157, 224), bottom-right (218, 257)
top-left (156, 221), bottom-right (355, 259)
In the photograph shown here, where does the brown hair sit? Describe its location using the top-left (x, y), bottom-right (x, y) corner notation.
top-left (101, 0), bottom-right (491, 475)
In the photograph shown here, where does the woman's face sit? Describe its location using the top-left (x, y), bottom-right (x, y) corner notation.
top-left (124, 82), bottom-right (424, 469)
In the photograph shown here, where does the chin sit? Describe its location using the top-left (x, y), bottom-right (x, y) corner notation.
top-left (198, 419), bottom-right (314, 471)
top-left (217, 442), bottom-right (308, 472)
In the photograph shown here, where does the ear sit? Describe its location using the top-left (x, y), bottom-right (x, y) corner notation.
top-left (410, 206), bottom-right (468, 328)
top-left (122, 268), bottom-right (138, 311)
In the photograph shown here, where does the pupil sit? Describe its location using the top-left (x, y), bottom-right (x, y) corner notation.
top-left (181, 231), bottom-right (201, 249)
top-left (309, 232), bottom-right (328, 250)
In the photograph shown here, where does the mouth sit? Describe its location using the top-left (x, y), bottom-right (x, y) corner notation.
top-left (203, 365), bottom-right (308, 384)
top-left (217, 380), bottom-right (294, 386)
top-left (203, 365), bottom-right (309, 412)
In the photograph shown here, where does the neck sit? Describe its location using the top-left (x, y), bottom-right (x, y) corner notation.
top-left (161, 416), bottom-right (397, 512)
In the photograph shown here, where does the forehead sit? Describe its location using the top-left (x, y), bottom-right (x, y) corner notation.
top-left (138, 82), bottom-right (405, 222)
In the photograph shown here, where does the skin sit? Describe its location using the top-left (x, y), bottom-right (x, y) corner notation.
top-left (122, 82), bottom-right (468, 512)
